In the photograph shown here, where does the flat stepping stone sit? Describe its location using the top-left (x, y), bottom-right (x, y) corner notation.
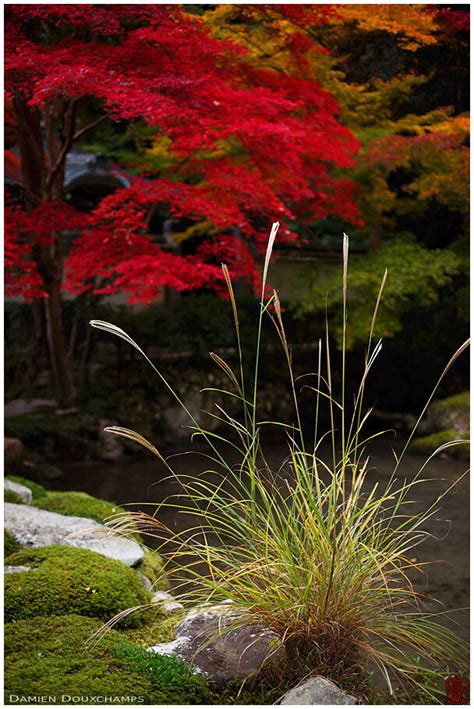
top-left (4, 503), bottom-right (143, 567)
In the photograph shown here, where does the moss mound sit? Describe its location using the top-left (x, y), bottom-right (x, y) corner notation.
top-left (4, 489), bottom-right (24, 504)
top-left (33, 490), bottom-right (143, 542)
top-left (5, 614), bottom-right (214, 705)
top-left (4, 546), bottom-right (150, 627)
top-left (432, 391), bottom-right (469, 422)
top-left (5, 475), bottom-right (47, 500)
top-left (35, 490), bottom-right (124, 523)
top-left (4, 530), bottom-right (20, 558)
top-left (412, 428), bottom-right (470, 457)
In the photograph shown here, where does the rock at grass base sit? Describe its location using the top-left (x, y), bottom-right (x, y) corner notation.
top-left (4, 503), bottom-right (143, 567)
top-left (148, 605), bottom-right (284, 684)
top-left (279, 677), bottom-right (359, 705)
top-left (4, 479), bottom-right (33, 505)
top-left (4, 565), bottom-right (35, 574)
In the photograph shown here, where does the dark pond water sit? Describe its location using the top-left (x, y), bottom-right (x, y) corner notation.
top-left (55, 436), bottom-right (469, 642)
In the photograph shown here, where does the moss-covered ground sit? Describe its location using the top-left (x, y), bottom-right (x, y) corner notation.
top-left (4, 614), bottom-right (215, 705)
top-left (4, 545), bottom-right (150, 626)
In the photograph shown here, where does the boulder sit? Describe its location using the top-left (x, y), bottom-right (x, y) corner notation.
top-left (148, 604), bottom-right (284, 684)
top-left (4, 437), bottom-right (24, 462)
top-left (4, 479), bottom-right (33, 505)
top-left (4, 565), bottom-right (35, 574)
top-left (279, 676), bottom-right (358, 705)
top-left (4, 503), bottom-right (144, 567)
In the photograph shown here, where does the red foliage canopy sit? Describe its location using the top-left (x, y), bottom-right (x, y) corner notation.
top-left (5, 4), bottom-right (360, 302)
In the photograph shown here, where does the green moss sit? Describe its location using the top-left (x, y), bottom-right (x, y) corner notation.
top-left (433, 391), bottom-right (469, 415)
top-left (4, 530), bottom-right (20, 559)
top-left (32, 491), bottom-right (142, 542)
top-left (139, 549), bottom-right (169, 590)
top-left (430, 391), bottom-right (469, 432)
top-left (123, 612), bottom-right (183, 649)
top-left (5, 475), bottom-right (47, 500)
top-left (113, 642), bottom-right (215, 705)
top-left (412, 428), bottom-right (470, 457)
top-left (36, 491), bottom-right (123, 523)
top-left (4, 489), bottom-right (24, 504)
top-left (4, 546), bottom-right (150, 627)
top-left (5, 614), bottom-right (215, 705)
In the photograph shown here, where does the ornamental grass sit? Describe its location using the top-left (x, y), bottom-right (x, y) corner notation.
top-left (90, 223), bottom-right (469, 702)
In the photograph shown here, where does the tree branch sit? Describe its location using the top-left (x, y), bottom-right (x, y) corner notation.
top-left (45, 99), bottom-right (78, 193)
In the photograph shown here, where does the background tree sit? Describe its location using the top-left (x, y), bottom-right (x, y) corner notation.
top-left (285, 3), bottom-right (469, 346)
top-left (5, 3), bottom-right (359, 407)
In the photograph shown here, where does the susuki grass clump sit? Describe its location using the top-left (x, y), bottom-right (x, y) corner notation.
top-left (90, 223), bottom-right (469, 702)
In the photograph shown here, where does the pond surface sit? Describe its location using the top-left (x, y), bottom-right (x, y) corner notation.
top-left (56, 436), bottom-right (469, 642)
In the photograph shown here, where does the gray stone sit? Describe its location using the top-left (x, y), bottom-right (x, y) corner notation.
top-left (137, 572), bottom-right (154, 592)
top-left (4, 565), bottom-right (35, 574)
top-left (151, 590), bottom-right (174, 603)
top-left (4, 437), bottom-right (24, 461)
top-left (4, 479), bottom-right (33, 505)
top-left (148, 604), bottom-right (284, 684)
top-left (150, 591), bottom-right (184, 613)
top-left (4, 503), bottom-right (144, 567)
top-left (279, 677), bottom-right (359, 705)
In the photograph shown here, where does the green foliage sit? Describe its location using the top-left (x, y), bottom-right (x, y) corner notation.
top-left (4, 614), bottom-right (214, 705)
top-left (4, 546), bottom-right (150, 627)
top-left (4, 530), bottom-right (21, 558)
top-left (5, 475), bottom-right (47, 500)
top-left (35, 491), bottom-right (125, 524)
top-left (292, 239), bottom-right (461, 347)
top-left (4, 489), bottom-right (24, 505)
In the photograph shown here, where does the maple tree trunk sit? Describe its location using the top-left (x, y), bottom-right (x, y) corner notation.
top-left (44, 284), bottom-right (76, 408)
top-left (14, 96), bottom-right (77, 408)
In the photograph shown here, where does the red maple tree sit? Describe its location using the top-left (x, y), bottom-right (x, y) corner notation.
top-left (5, 4), bottom-right (359, 406)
